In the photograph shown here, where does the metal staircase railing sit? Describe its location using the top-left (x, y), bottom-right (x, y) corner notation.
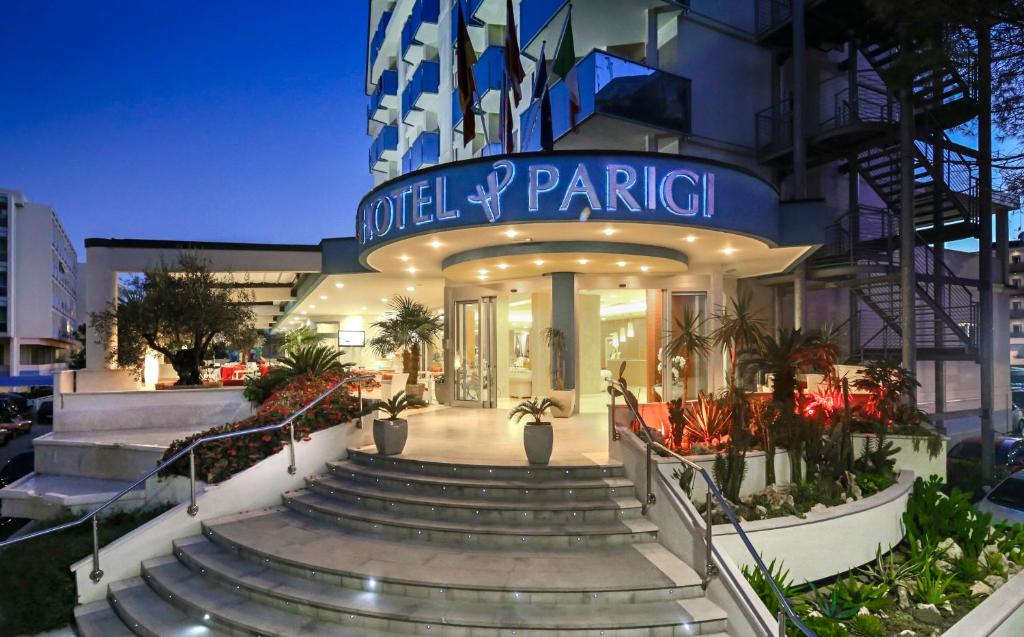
top-left (0, 373), bottom-right (377, 585)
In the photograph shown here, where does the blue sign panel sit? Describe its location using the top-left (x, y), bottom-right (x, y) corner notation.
top-left (356, 151), bottom-right (780, 257)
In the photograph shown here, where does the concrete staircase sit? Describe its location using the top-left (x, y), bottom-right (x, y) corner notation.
top-left (75, 448), bottom-right (731, 636)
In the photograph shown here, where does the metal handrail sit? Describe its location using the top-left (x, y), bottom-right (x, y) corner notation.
top-left (608, 380), bottom-right (813, 637)
top-left (0, 372), bottom-right (378, 585)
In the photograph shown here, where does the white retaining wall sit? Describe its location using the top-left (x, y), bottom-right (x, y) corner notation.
top-left (943, 570), bottom-right (1024, 637)
top-left (55, 385), bottom-right (253, 433)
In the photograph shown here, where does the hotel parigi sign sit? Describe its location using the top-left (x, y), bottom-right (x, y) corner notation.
top-left (356, 152), bottom-right (779, 250)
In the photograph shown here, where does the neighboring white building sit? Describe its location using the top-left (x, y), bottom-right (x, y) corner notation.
top-left (0, 189), bottom-right (78, 383)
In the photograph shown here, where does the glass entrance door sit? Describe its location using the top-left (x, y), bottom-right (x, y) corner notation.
top-left (661, 291), bottom-right (708, 402)
top-left (453, 297), bottom-right (497, 407)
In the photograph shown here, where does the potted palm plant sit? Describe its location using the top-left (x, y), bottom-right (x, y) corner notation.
top-left (665, 307), bottom-right (711, 403)
top-left (544, 327), bottom-right (574, 417)
top-left (369, 296), bottom-right (443, 401)
top-left (373, 390), bottom-right (425, 455)
top-left (509, 397), bottom-right (561, 465)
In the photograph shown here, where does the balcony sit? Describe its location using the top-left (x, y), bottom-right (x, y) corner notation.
top-left (1012, 308), bottom-right (1024, 320)
top-left (520, 50), bottom-right (691, 151)
top-left (402, 131), bottom-right (440, 173)
top-left (1010, 259), bottom-right (1024, 273)
top-left (452, 46), bottom-right (505, 127)
top-left (369, 10), bottom-right (393, 69)
top-left (401, 0), bottom-right (440, 65)
top-left (368, 69), bottom-right (398, 123)
top-left (402, 59), bottom-right (440, 124)
top-left (369, 124), bottom-right (399, 173)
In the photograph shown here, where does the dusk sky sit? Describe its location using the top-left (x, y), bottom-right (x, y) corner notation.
top-left (0, 1), bottom-right (372, 256)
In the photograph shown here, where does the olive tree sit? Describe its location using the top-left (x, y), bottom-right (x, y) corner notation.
top-left (90, 254), bottom-right (256, 385)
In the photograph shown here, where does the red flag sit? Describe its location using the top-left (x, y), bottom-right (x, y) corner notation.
top-left (501, 74), bottom-right (514, 153)
top-left (503, 0), bottom-right (526, 106)
top-left (455, 1), bottom-right (478, 146)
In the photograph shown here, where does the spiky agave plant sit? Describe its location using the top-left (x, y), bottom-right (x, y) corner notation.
top-left (378, 390), bottom-right (425, 420)
top-left (509, 397), bottom-right (560, 425)
top-left (681, 392), bottom-right (732, 450)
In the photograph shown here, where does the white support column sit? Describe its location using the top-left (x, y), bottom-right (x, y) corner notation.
top-left (84, 248), bottom-right (119, 370)
top-left (793, 267), bottom-right (807, 331)
top-left (645, 9), bottom-right (660, 68)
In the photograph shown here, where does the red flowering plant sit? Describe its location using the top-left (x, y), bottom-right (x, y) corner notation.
top-left (159, 370), bottom-right (377, 484)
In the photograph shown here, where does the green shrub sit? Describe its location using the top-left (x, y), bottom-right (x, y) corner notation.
top-left (0, 506), bottom-right (171, 635)
top-left (862, 545), bottom-right (916, 589)
top-left (741, 558), bottom-right (801, 616)
top-left (952, 554), bottom-right (983, 583)
top-left (856, 472), bottom-right (895, 496)
top-left (911, 566), bottom-right (957, 605)
top-left (903, 476), bottom-right (991, 559)
top-left (802, 615), bottom-right (849, 637)
top-left (849, 613), bottom-right (886, 637)
top-left (808, 583), bottom-right (860, 620)
top-left (831, 572), bottom-right (890, 610)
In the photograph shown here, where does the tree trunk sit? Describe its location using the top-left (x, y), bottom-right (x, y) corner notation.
top-left (170, 349), bottom-right (203, 386)
top-left (404, 342), bottom-right (421, 377)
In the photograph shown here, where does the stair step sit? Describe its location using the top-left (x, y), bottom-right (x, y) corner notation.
top-left (73, 600), bottom-right (136, 637)
top-left (347, 447), bottom-right (625, 481)
top-left (143, 554), bottom-right (727, 635)
top-left (306, 472), bottom-right (644, 523)
top-left (283, 490), bottom-right (659, 548)
top-left (202, 508), bottom-right (700, 603)
top-left (107, 577), bottom-right (232, 637)
top-left (328, 459), bottom-right (634, 501)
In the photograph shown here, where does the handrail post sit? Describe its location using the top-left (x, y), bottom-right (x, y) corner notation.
top-left (356, 385), bottom-right (364, 428)
top-left (187, 448), bottom-right (199, 517)
top-left (704, 489), bottom-right (717, 587)
top-left (778, 610), bottom-right (787, 636)
top-left (643, 437), bottom-right (656, 514)
top-left (287, 421), bottom-right (297, 476)
top-left (89, 517), bottom-right (103, 583)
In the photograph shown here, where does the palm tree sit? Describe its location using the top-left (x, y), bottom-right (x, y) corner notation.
top-left (369, 296), bottom-right (444, 387)
top-left (665, 308), bottom-right (711, 403)
top-left (276, 342), bottom-right (348, 378)
top-left (711, 292), bottom-right (766, 394)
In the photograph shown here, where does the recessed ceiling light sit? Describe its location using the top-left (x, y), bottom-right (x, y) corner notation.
top-left (428, 240), bottom-right (442, 248)
top-left (380, 297), bottom-right (388, 303)
top-left (722, 247), bottom-right (736, 255)
top-left (399, 255), bottom-right (410, 262)
top-left (640, 265), bottom-right (650, 272)
top-left (361, 306), bottom-right (368, 311)
top-left (319, 295), bottom-right (328, 300)
top-left (685, 235), bottom-right (696, 243)
top-left (478, 274), bottom-right (488, 280)
top-left (407, 266), bottom-right (417, 274)
top-left (504, 229), bottom-right (519, 238)
top-left (497, 263), bottom-right (510, 270)
top-left (308, 304), bottom-right (316, 309)
top-left (300, 311), bottom-right (308, 315)
top-left (334, 282), bottom-right (345, 288)
top-left (578, 259), bottom-right (589, 265)
top-left (406, 286), bottom-right (415, 292)
top-left (478, 269), bottom-right (488, 275)
top-left (616, 261), bottom-right (627, 267)
top-left (533, 259), bottom-right (545, 266)
top-left (602, 228), bottom-right (615, 236)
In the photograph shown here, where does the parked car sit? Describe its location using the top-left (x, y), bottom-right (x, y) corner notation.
top-left (977, 469), bottom-right (1024, 524)
top-left (0, 393), bottom-right (29, 415)
top-left (0, 428), bottom-right (11, 447)
top-left (0, 400), bottom-right (31, 435)
top-left (947, 436), bottom-right (1024, 495)
top-left (35, 398), bottom-right (53, 424)
top-left (1014, 403), bottom-right (1024, 436)
top-left (0, 451), bottom-right (34, 489)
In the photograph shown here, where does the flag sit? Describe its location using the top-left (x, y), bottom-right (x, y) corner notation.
top-left (551, 5), bottom-right (580, 128)
top-left (532, 43), bottom-right (553, 152)
top-left (455, 0), bottom-right (478, 146)
top-left (501, 74), bottom-right (514, 153)
top-left (503, 0), bottom-right (526, 106)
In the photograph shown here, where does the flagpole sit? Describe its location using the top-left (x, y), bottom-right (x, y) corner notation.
top-left (471, 87), bottom-right (491, 153)
top-left (523, 42), bottom-right (546, 152)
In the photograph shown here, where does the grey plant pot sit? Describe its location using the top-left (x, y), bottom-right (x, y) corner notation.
top-left (373, 418), bottom-right (408, 455)
top-left (523, 423), bottom-right (553, 465)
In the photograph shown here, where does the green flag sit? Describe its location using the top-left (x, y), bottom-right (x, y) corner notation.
top-left (551, 6), bottom-right (575, 79)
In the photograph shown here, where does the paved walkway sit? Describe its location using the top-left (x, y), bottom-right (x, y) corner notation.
top-left (362, 407), bottom-right (613, 467)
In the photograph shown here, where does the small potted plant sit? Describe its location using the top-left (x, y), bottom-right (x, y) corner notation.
top-left (373, 391), bottom-right (424, 455)
top-left (544, 328), bottom-right (574, 417)
top-left (509, 397), bottom-right (561, 465)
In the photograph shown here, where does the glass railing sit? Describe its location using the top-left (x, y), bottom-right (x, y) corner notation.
top-left (401, 59), bottom-right (440, 121)
top-left (520, 50), bottom-right (691, 150)
top-left (450, 0), bottom-right (484, 43)
top-left (519, 0), bottom-right (567, 49)
top-left (402, 131), bottom-right (440, 173)
top-left (452, 45), bottom-right (505, 126)
top-left (368, 69), bottom-right (398, 120)
top-left (401, 0), bottom-right (440, 60)
top-left (369, 10), bottom-right (392, 69)
top-left (368, 124), bottom-right (399, 170)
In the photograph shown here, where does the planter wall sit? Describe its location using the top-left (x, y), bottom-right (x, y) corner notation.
top-left (55, 386), bottom-right (252, 433)
top-left (711, 471), bottom-right (914, 584)
top-left (853, 433), bottom-right (947, 482)
top-left (942, 570), bottom-right (1024, 637)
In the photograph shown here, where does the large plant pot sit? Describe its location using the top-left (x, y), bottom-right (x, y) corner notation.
top-left (523, 423), bottom-right (553, 465)
top-left (434, 382), bottom-right (449, 405)
top-left (373, 418), bottom-right (408, 455)
top-left (549, 390), bottom-right (575, 418)
top-left (405, 383), bottom-right (425, 401)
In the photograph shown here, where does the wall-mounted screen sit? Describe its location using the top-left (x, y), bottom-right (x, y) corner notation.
top-left (338, 330), bottom-right (365, 347)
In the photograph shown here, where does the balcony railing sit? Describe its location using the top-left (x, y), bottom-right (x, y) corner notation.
top-left (368, 124), bottom-right (399, 171)
top-left (520, 0), bottom-right (567, 50)
top-left (755, 0), bottom-right (793, 37)
top-left (402, 131), bottom-right (440, 173)
top-left (369, 10), bottom-right (392, 69)
top-left (520, 50), bottom-right (691, 151)
top-left (452, 46), bottom-right (505, 127)
top-left (401, 0), bottom-right (440, 60)
top-left (402, 60), bottom-right (440, 122)
top-left (368, 69), bottom-right (398, 121)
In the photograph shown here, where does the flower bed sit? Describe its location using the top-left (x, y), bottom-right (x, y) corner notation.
top-left (743, 477), bottom-right (1024, 637)
top-left (160, 370), bottom-right (373, 483)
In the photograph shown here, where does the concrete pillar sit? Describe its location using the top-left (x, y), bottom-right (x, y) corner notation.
top-left (933, 132), bottom-right (946, 416)
top-left (793, 267), bottom-right (806, 331)
top-left (85, 248), bottom-right (119, 370)
top-left (978, 23), bottom-right (996, 479)
top-left (773, 286), bottom-right (783, 338)
top-left (899, 78), bottom-right (917, 384)
top-left (9, 337), bottom-right (19, 377)
top-left (998, 212), bottom-right (1009, 285)
top-left (550, 273), bottom-right (577, 391)
top-left (645, 9), bottom-right (659, 68)
top-left (791, 0), bottom-right (807, 197)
